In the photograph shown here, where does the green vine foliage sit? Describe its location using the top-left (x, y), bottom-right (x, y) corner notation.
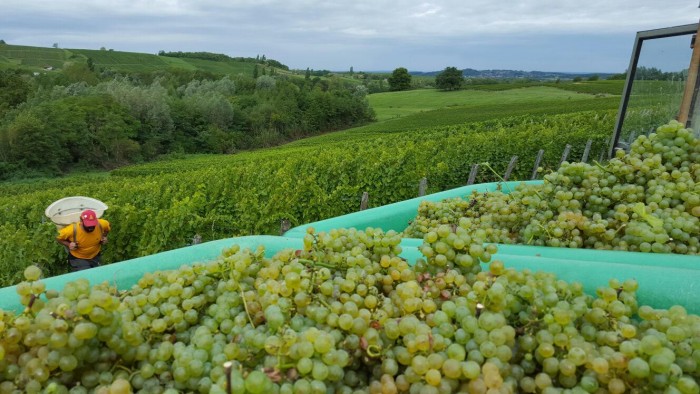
top-left (0, 111), bottom-right (614, 286)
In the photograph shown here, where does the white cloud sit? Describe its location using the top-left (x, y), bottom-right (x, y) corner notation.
top-left (341, 27), bottom-right (378, 37)
top-left (410, 3), bottom-right (442, 18)
top-left (0, 0), bottom-right (698, 71)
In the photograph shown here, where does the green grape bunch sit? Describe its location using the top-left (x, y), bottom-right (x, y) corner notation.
top-left (406, 119), bottom-right (699, 255)
top-left (0, 227), bottom-right (698, 393)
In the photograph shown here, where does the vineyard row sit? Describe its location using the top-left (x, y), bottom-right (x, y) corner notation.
top-left (0, 111), bottom-right (615, 286)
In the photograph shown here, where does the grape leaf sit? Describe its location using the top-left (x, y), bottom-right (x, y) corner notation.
top-left (632, 203), bottom-right (663, 230)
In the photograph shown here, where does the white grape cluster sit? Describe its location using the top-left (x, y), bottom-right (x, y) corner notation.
top-left (405, 120), bottom-right (699, 254)
top-left (0, 226), bottom-right (698, 393)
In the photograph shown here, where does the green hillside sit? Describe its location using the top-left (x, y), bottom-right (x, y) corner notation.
top-left (0, 44), bottom-right (70, 70)
top-left (0, 43), bottom-right (283, 76)
top-left (368, 86), bottom-right (619, 121)
top-left (283, 82), bottom-right (621, 147)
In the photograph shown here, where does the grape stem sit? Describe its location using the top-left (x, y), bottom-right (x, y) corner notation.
top-left (366, 344), bottom-right (382, 358)
top-left (111, 364), bottom-right (132, 375)
top-left (297, 258), bottom-right (337, 270)
top-left (593, 160), bottom-right (615, 175)
top-left (314, 296), bottom-right (331, 309)
top-left (239, 286), bottom-right (255, 328)
top-left (536, 222), bottom-right (553, 240)
top-left (480, 162), bottom-right (513, 195)
top-left (613, 224), bottom-right (627, 237)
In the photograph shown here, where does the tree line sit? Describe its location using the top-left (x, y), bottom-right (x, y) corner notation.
top-left (157, 51), bottom-right (289, 71)
top-left (0, 66), bottom-right (375, 179)
top-left (634, 66), bottom-right (687, 81)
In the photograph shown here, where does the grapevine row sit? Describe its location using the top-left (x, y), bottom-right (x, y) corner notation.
top-left (0, 111), bottom-right (613, 286)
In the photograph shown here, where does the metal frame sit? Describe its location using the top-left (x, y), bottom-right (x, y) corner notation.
top-left (610, 23), bottom-right (699, 158)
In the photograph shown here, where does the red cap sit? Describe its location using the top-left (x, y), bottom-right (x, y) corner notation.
top-left (80, 210), bottom-right (99, 227)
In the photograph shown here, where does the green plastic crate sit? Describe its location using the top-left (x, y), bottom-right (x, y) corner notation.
top-left (1, 234), bottom-right (698, 314)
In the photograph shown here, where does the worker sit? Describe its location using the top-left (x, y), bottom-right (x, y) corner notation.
top-left (56, 209), bottom-right (111, 271)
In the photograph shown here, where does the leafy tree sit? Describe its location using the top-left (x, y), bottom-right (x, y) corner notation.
top-left (182, 92), bottom-right (234, 131)
top-left (0, 70), bottom-right (31, 116)
top-left (0, 39), bottom-right (6, 45)
top-left (177, 76), bottom-right (236, 97)
top-left (265, 59), bottom-right (288, 71)
top-left (2, 112), bottom-right (64, 173)
top-left (256, 76), bottom-right (276, 91)
top-left (95, 78), bottom-right (174, 156)
top-left (199, 125), bottom-right (240, 153)
top-left (353, 85), bottom-right (368, 99)
top-left (0, 61), bottom-right (377, 177)
top-left (0, 95), bottom-right (140, 172)
top-left (607, 72), bottom-right (627, 80)
top-left (56, 95), bottom-right (140, 167)
top-left (62, 62), bottom-right (99, 85)
top-left (388, 67), bottom-right (411, 91)
top-left (435, 67), bottom-right (463, 91)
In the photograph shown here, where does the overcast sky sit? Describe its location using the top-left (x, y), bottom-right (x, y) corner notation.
top-left (1, 1), bottom-right (698, 73)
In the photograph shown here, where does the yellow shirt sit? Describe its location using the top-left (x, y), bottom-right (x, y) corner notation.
top-left (57, 219), bottom-right (111, 259)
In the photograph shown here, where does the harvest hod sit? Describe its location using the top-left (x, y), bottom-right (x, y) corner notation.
top-left (0, 180), bottom-right (697, 314)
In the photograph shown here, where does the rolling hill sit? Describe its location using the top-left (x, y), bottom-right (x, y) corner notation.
top-left (1, 42), bottom-right (618, 81)
top-left (0, 43), bottom-right (291, 77)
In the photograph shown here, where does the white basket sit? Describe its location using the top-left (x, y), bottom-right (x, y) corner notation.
top-left (45, 196), bottom-right (108, 229)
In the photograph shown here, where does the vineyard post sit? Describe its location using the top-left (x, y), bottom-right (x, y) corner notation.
top-left (503, 156), bottom-right (518, 181)
top-left (607, 133), bottom-right (616, 156)
top-left (467, 164), bottom-right (479, 185)
top-left (280, 219), bottom-right (291, 235)
top-left (531, 149), bottom-right (544, 180)
top-left (559, 144), bottom-right (571, 167)
top-left (418, 177), bottom-right (427, 197)
top-left (581, 139), bottom-right (592, 163)
top-left (360, 192), bottom-right (369, 211)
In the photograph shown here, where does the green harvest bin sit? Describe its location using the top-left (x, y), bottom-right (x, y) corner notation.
top-left (0, 236), bottom-right (302, 314)
top-left (284, 180), bottom-right (539, 238)
top-left (282, 179), bottom-right (700, 311)
top-left (0, 234), bottom-right (698, 314)
top-left (396, 247), bottom-right (700, 314)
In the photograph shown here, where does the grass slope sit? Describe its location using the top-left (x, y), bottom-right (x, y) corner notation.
top-left (286, 83), bottom-right (621, 147)
top-left (0, 45), bottom-right (69, 70)
top-left (368, 86), bottom-right (610, 121)
top-left (0, 44), bottom-right (277, 75)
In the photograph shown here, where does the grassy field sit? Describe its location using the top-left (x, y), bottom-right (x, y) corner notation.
top-left (466, 80), bottom-right (624, 95)
top-left (368, 86), bottom-right (618, 121)
top-left (281, 82), bottom-right (621, 147)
